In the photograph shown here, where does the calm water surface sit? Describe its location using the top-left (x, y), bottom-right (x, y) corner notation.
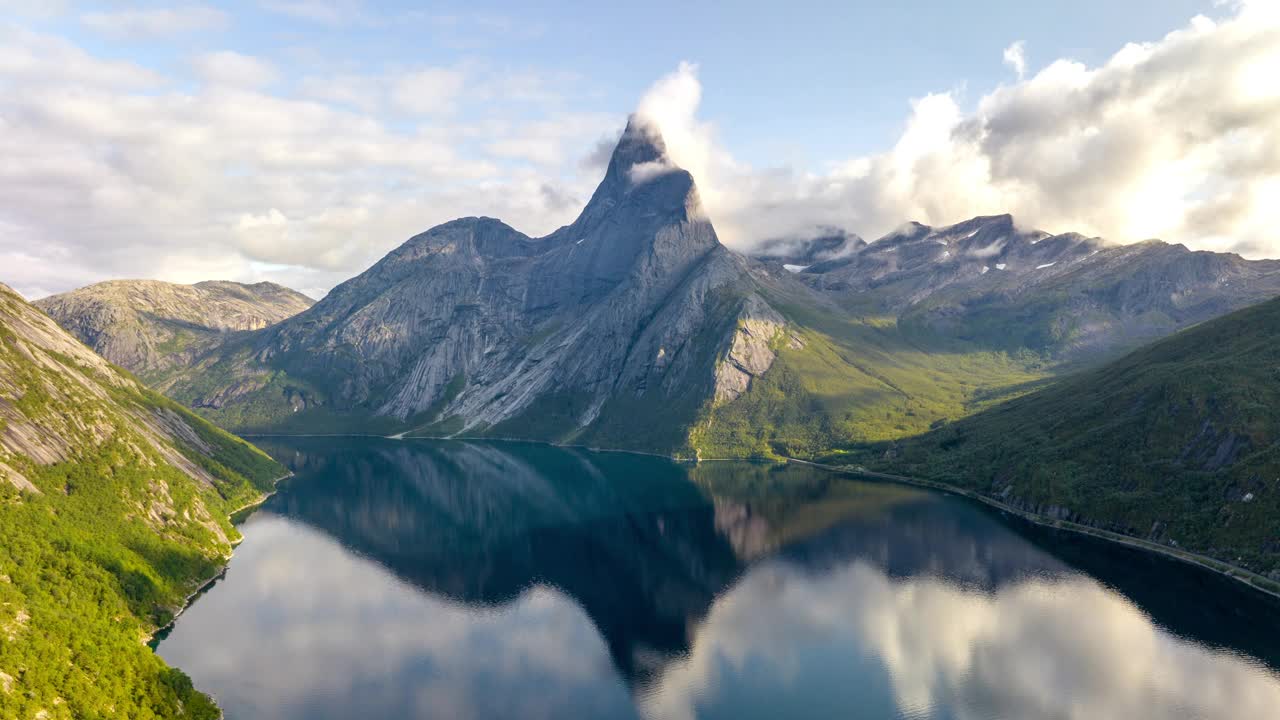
top-left (156, 437), bottom-right (1280, 719)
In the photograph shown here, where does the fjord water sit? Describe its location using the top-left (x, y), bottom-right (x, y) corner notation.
top-left (156, 438), bottom-right (1280, 719)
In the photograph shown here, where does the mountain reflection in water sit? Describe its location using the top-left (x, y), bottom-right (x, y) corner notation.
top-left (156, 437), bottom-right (1280, 720)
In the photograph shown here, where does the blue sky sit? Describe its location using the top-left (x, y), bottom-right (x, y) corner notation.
top-left (25, 0), bottom-right (1217, 166)
top-left (1, 1), bottom-right (1276, 298)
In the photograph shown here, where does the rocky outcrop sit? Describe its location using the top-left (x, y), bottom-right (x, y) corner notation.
top-left (36, 279), bottom-right (313, 379)
top-left (0, 282), bottom-right (271, 498)
top-left (0, 460), bottom-right (38, 494)
top-left (713, 294), bottom-right (785, 404)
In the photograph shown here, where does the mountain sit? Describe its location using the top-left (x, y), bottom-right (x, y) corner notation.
top-left (797, 214), bottom-right (1280, 362)
top-left (133, 121), bottom-right (1279, 459)
top-left (0, 282), bottom-right (284, 718)
top-left (689, 215), bottom-right (1280, 458)
top-left (843, 294), bottom-right (1280, 582)
top-left (160, 118), bottom-right (801, 453)
top-left (36, 279), bottom-right (313, 381)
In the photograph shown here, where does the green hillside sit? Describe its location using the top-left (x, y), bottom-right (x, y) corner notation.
top-left (825, 295), bottom-right (1280, 579)
top-left (0, 285), bottom-right (284, 719)
top-left (691, 295), bottom-right (1050, 459)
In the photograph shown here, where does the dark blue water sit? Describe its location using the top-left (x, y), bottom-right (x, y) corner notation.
top-left (156, 437), bottom-right (1280, 719)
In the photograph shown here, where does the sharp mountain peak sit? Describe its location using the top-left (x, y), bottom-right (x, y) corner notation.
top-left (610, 114), bottom-right (673, 174)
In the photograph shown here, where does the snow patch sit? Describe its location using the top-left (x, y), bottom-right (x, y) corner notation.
top-left (782, 264), bottom-right (809, 273)
top-left (981, 266), bottom-right (990, 274)
top-left (940, 251), bottom-right (951, 259)
top-left (575, 238), bottom-right (585, 245)
top-left (995, 263), bottom-right (1007, 270)
top-left (1036, 262), bottom-right (1056, 269)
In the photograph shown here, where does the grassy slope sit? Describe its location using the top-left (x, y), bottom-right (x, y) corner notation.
top-left (692, 295), bottom-right (1049, 459)
top-left (824, 295), bottom-right (1280, 577)
top-left (0, 288), bottom-right (284, 719)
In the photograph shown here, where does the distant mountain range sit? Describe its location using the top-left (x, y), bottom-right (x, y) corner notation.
top-left (0, 282), bottom-right (284, 718)
top-left (792, 214), bottom-right (1280, 362)
top-left (36, 279), bottom-right (313, 381)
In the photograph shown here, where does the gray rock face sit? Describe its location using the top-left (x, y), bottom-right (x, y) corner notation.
top-left (713, 294), bottom-right (785, 405)
top-left (0, 283), bottom-right (251, 505)
top-left (168, 118), bottom-right (785, 449)
top-left (797, 213), bottom-right (1280, 361)
top-left (35, 279), bottom-right (313, 379)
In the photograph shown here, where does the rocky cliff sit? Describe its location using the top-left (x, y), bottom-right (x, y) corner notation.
top-left (36, 279), bottom-right (313, 380)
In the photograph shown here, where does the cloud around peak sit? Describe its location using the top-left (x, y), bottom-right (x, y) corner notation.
top-left (633, 3), bottom-right (1280, 257)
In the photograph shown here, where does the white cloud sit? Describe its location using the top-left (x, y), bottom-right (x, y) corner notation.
top-left (0, 29), bottom-right (601, 299)
top-left (636, 3), bottom-right (1280, 258)
top-left (158, 515), bottom-right (634, 719)
top-left (391, 67), bottom-right (467, 115)
top-left (193, 51), bottom-right (278, 88)
top-left (644, 561), bottom-right (1280, 720)
top-left (261, 0), bottom-right (371, 26)
top-left (0, 0), bottom-right (68, 18)
top-left (1003, 40), bottom-right (1027, 78)
top-left (628, 160), bottom-right (678, 184)
top-left (81, 5), bottom-right (229, 39)
top-left (0, 26), bottom-right (163, 89)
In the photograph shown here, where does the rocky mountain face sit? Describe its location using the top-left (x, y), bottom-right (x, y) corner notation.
top-left (795, 214), bottom-right (1280, 362)
top-left (0, 282), bottom-right (284, 718)
top-left (1, 282), bottom-right (280, 501)
top-left (36, 279), bottom-right (313, 380)
top-left (161, 119), bottom-right (795, 453)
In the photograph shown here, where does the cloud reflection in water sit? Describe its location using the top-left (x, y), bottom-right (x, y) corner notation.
top-left (157, 439), bottom-right (1280, 720)
top-left (643, 561), bottom-right (1280, 720)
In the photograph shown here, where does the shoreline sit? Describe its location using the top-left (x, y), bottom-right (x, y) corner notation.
top-left (147, 471), bottom-right (293, 645)
top-left (237, 431), bottom-right (1280, 602)
top-left (243, 430), bottom-right (755, 463)
top-left (786, 458), bottom-right (1280, 603)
